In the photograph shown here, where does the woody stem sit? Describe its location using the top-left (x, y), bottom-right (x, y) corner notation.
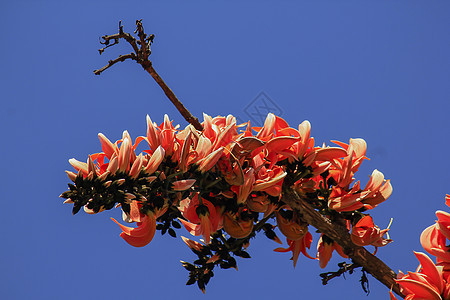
top-left (142, 63), bottom-right (203, 131)
top-left (282, 188), bottom-right (405, 299)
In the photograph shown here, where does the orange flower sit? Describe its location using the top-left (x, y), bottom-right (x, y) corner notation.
top-left (252, 154), bottom-right (286, 196)
top-left (332, 138), bottom-right (368, 176)
top-left (361, 169), bottom-right (393, 209)
top-left (160, 114), bottom-right (177, 157)
top-left (420, 224), bottom-right (450, 263)
top-left (111, 212), bottom-right (156, 247)
top-left (144, 145), bottom-right (165, 175)
top-left (246, 194), bottom-right (271, 213)
top-left (294, 120), bottom-right (312, 159)
top-left (201, 113), bottom-right (238, 151)
top-left (274, 233), bottom-right (316, 267)
top-left (350, 215), bottom-right (392, 247)
top-left (316, 234), bottom-right (348, 268)
top-left (328, 185), bottom-right (370, 212)
top-left (395, 252), bottom-right (445, 300)
top-left (178, 194), bottom-right (221, 244)
top-left (328, 169), bottom-right (392, 212)
top-left (264, 136), bottom-right (299, 167)
top-left (231, 168), bottom-right (255, 205)
top-left (181, 236), bottom-right (204, 252)
top-left (146, 115), bottom-right (161, 151)
top-left (275, 210), bottom-right (308, 241)
top-left (198, 147), bottom-right (225, 173)
top-left (222, 211), bottom-right (254, 239)
top-left (436, 210), bottom-right (450, 241)
top-left (172, 179), bottom-right (196, 191)
top-left (110, 201), bottom-right (166, 247)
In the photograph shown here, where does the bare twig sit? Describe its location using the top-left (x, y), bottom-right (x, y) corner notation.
top-left (94, 20), bottom-right (203, 131)
top-left (93, 53), bottom-right (136, 75)
top-left (320, 262), bottom-right (361, 285)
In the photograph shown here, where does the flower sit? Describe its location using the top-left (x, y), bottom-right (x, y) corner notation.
top-left (395, 252), bottom-right (446, 300)
top-left (350, 215), bottom-right (392, 247)
top-left (222, 211), bottom-right (254, 239)
top-left (246, 194), bottom-right (271, 213)
top-left (420, 224), bottom-right (450, 263)
top-left (231, 168), bottom-right (255, 205)
top-left (274, 233), bottom-right (316, 267)
top-left (111, 201), bottom-right (155, 247)
top-left (178, 194), bottom-right (221, 244)
top-left (275, 209), bottom-right (308, 241)
top-left (328, 169), bottom-right (392, 212)
top-left (172, 179), bottom-right (196, 191)
top-left (181, 236), bottom-right (204, 252)
top-left (436, 210), bottom-right (450, 241)
top-left (316, 234), bottom-right (348, 268)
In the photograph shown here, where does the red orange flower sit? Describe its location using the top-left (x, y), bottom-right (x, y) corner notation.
top-left (274, 233), bottom-right (316, 267)
top-left (179, 194), bottom-right (221, 244)
top-left (111, 201), bottom-right (167, 247)
top-left (316, 234), bottom-right (348, 268)
top-left (350, 215), bottom-right (392, 247)
top-left (395, 252), bottom-right (446, 300)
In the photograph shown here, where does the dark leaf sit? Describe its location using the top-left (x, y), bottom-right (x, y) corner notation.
top-left (186, 277), bottom-right (196, 286)
top-left (172, 220), bottom-right (181, 229)
top-left (72, 205), bottom-right (82, 215)
top-left (197, 279), bottom-right (205, 292)
top-left (181, 262), bottom-right (195, 272)
top-left (168, 228), bottom-right (176, 238)
top-left (234, 250), bottom-right (251, 259)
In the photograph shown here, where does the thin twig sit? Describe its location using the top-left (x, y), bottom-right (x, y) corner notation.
top-left (320, 262), bottom-right (361, 285)
top-left (94, 20), bottom-right (203, 131)
top-left (93, 53), bottom-right (136, 75)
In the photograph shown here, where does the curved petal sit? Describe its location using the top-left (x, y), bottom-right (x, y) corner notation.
top-left (414, 251), bottom-right (444, 294)
top-left (314, 147), bottom-right (348, 162)
top-left (111, 212), bottom-right (156, 247)
top-left (98, 133), bottom-right (117, 159)
top-left (172, 179), bottom-right (196, 191)
top-left (436, 210), bottom-right (450, 241)
top-left (396, 278), bottom-right (442, 300)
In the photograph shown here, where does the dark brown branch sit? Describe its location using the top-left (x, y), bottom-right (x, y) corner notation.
top-left (282, 188), bottom-right (405, 298)
top-left (93, 53), bottom-right (136, 75)
top-left (320, 262), bottom-right (361, 285)
top-left (144, 64), bottom-right (203, 131)
top-left (94, 20), bottom-right (203, 131)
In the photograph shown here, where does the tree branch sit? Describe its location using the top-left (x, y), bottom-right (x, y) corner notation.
top-left (320, 261), bottom-right (360, 285)
top-left (93, 19), bottom-right (405, 299)
top-left (282, 188), bottom-right (404, 298)
top-left (144, 63), bottom-right (203, 131)
top-left (93, 20), bottom-right (203, 131)
top-left (93, 53), bottom-right (136, 75)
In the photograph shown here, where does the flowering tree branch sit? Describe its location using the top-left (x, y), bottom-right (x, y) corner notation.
top-left (61, 20), bottom-right (450, 300)
top-left (281, 188), bottom-right (403, 297)
top-left (89, 19), bottom-right (402, 298)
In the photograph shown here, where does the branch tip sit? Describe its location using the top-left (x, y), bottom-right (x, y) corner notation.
top-left (94, 20), bottom-right (203, 130)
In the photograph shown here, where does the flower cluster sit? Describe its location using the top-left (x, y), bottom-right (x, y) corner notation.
top-left (390, 195), bottom-right (450, 300)
top-left (60, 113), bottom-right (393, 291)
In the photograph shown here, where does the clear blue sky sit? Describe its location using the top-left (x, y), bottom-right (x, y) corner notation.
top-left (1, 1), bottom-right (449, 299)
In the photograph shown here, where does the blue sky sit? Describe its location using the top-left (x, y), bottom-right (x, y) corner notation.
top-left (1, 1), bottom-right (450, 299)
